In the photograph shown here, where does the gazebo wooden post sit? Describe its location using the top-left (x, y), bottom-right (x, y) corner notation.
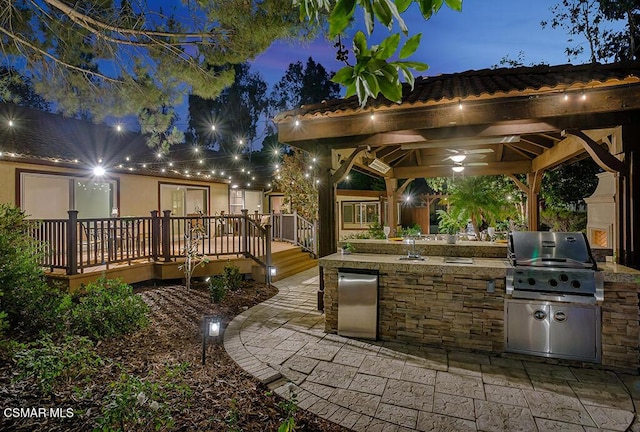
top-left (385, 178), bottom-right (398, 236)
top-left (526, 171), bottom-right (542, 231)
top-left (317, 147), bottom-right (336, 258)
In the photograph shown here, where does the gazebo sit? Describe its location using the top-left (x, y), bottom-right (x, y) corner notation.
top-left (275, 61), bottom-right (640, 269)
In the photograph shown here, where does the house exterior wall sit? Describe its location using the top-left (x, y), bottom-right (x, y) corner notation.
top-left (337, 190), bottom-right (385, 240)
top-left (0, 159), bottom-right (229, 217)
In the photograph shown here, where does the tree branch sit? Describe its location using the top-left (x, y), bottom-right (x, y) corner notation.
top-left (41, 0), bottom-right (231, 42)
top-left (0, 25), bottom-right (122, 83)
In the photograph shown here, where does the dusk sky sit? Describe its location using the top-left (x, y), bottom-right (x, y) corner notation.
top-left (251, 0), bottom-right (623, 86)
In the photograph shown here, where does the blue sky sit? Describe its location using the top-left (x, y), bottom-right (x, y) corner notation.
top-left (251, 0), bottom-right (621, 85)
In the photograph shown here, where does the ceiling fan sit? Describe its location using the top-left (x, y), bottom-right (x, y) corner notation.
top-left (428, 160), bottom-right (489, 172)
top-left (442, 148), bottom-right (494, 163)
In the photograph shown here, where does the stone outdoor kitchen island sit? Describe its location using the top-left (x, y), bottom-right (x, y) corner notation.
top-left (319, 240), bottom-right (640, 373)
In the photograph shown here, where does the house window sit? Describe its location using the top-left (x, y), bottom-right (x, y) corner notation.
top-left (21, 172), bottom-right (116, 219)
top-left (230, 189), bottom-right (243, 214)
top-left (342, 201), bottom-right (380, 229)
top-left (160, 184), bottom-right (208, 217)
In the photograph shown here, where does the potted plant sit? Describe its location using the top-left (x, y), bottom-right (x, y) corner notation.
top-left (436, 209), bottom-right (466, 244)
top-left (341, 242), bottom-right (355, 255)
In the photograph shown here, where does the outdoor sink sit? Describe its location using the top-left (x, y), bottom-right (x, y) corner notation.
top-left (444, 257), bottom-right (474, 264)
top-left (399, 254), bottom-right (426, 261)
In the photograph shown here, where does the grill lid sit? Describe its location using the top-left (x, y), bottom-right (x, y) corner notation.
top-left (508, 232), bottom-right (597, 270)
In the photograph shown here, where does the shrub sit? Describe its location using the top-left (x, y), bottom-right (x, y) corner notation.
top-left (15, 335), bottom-right (102, 395)
top-left (96, 373), bottom-right (174, 432)
top-left (366, 216), bottom-right (386, 239)
top-left (540, 209), bottom-right (587, 232)
top-left (96, 363), bottom-right (189, 431)
top-left (223, 262), bottom-right (243, 291)
top-left (70, 278), bottom-right (150, 340)
top-left (208, 276), bottom-right (227, 303)
top-left (0, 204), bottom-right (69, 335)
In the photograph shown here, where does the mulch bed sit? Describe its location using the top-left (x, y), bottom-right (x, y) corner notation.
top-left (0, 280), bottom-right (350, 431)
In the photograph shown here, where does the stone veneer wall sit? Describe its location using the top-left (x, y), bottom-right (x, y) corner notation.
top-left (322, 267), bottom-right (640, 372)
top-left (323, 268), bottom-right (506, 353)
top-left (600, 281), bottom-right (640, 372)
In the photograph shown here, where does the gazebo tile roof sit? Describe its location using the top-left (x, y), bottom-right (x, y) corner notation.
top-left (276, 62), bottom-right (640, 120)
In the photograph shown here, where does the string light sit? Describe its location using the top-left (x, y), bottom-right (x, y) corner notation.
top-left (458, 100), bottom-right (463, 110)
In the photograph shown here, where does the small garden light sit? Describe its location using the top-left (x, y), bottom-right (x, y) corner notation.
top-left (202, 315), bottom-right (222, 365)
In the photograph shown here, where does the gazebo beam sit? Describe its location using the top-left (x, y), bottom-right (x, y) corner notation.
top-left (393, 160), bottom-right (531, 179)
top-left (532, 128), bottom-right (615, 172)
top-left (278, 86), bottom-right (640, 143)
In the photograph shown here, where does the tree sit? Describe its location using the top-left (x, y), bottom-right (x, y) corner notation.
top-left (0, 0), bottom-right (463, 145)
top-left (541, 0), bottom-right (607, 62)
top-left (0, 67), bottom-right (50, 110)
top-left (0, 0), bottom-right (311, 147)
top-left (541, 159), bottom-right (600, 210)
top-left (188, 64), bottom-right (269, 156)
top-left (598, 0), bottom-right (640, 61)
top-left (541, 0), bottom-right (639, 63)
top-left (272, 57), bottom-right (341, 111)
top-left (445, 176), bottom-right (513, 236)
top-left (272, 149), bottom-right (319, 221)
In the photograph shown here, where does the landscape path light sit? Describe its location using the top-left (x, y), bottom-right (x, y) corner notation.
top-left (202, 314), bottom-right (222, 365)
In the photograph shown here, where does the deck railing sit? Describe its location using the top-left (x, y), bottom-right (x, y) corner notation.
top-left (31, 209), bottom-right (272, 275)
top-left (271, 211), bottom-right (317, 257)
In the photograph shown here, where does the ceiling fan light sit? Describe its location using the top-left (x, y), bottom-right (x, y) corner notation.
top-left (452, 166), bottom-right (465, 173)
top-left (450, 155), bottom-right (466, 163)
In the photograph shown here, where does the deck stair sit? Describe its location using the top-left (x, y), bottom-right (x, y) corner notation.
top-left (267, 246), bottom-right (318, 282)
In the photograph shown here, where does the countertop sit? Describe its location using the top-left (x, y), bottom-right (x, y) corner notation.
top-left (319, 252), bottom-right (640, 283)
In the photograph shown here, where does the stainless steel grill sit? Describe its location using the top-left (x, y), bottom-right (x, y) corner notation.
top-left (505, 231), bottom-right (602, 363)
top-left (506, 231), bottom-right (603, 303)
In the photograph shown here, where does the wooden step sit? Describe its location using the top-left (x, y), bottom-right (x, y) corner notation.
top-left (253, 246), bottom-right (317, 282)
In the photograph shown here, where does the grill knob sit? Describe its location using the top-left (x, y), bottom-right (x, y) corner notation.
top-left (559, 273), bottom-right (569, 282)
top-left (571, 280), bottom-right (581, 289)
top-left (528, 278), bottom-right (536, 286)
top-left (549, 279), bottom-right (558, 287)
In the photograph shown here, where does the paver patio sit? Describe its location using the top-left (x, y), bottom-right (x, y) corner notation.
top-left (224, 268), bottom-right (640, 431)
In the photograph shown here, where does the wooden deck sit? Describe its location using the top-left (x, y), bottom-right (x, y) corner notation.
top-left (46, 240), bottom-right (302, 291)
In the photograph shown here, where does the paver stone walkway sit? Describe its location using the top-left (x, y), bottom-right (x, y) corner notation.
top-left (224, 268), bottom-right (640, 431)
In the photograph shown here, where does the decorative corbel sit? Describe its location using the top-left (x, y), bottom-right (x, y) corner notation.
top-left (562, 129), bottom-right (626, 175)
top-left (330, 145), bottom-right (368, 184)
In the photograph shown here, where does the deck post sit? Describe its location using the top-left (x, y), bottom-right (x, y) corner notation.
top-left (265, 224), bottom-right (272, 285)
top-left (67, 210), bottom-right (78, 275)
top-left (313, 220), bottom-right (318, 256)
top-left (162, 210), bottom-right (171, 262)
top-left (293, 210), bottom-right (298, 245)
top-left (241, 209), bottom-right (248, 256)
top-left (150, 210), bottom-right (160, 260)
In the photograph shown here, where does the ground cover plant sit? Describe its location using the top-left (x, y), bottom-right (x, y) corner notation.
top-left (0, 279), bottom-right (348, 432)
top-left (0, 205), bottom-right (344, 430)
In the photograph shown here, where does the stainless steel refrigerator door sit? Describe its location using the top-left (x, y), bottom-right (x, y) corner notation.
top-left (505, 301), bottom-right (550, 355)
top-left (338, 271), bottom-right (378, 340)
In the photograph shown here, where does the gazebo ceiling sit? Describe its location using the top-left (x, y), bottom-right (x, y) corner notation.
top-left (275, 61), bottom-right (640, 179)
